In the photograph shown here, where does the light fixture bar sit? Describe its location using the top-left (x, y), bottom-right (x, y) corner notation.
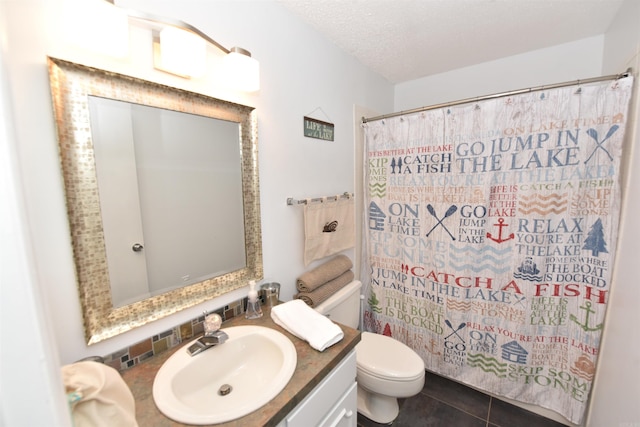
top-left (103, 0), bottom-right (259, 91)
top-left (127, 9), bottom-right (231, 54)
top-left (104, 0), bottom-right (235, 55)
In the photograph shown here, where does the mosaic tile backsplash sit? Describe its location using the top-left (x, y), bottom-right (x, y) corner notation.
top-left (103, 295), bottom-right (255, 372)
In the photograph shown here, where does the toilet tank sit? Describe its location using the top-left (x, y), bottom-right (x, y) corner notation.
top-left (314, 280), bottom-right (362, 329)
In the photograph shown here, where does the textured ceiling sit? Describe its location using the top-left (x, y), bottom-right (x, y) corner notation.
top-left (278, 0), bottom-right (625, 83)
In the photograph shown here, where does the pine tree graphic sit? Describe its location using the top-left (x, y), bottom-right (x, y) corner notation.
top-left (383, 323), bottom-right (392, 337)
top-left (583, 218), bottom-right (608, 257)
top-left (368, 290), bottom-right (382, 313)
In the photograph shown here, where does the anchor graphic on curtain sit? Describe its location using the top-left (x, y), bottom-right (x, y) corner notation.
top-left (486, 218), bottom-right (514, 243)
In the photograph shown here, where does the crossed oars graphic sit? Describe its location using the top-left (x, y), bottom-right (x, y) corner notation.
top-left (584, 125), bottom-right (619, 164)
top-left (426, 204), bottom-right (457, 240)
top-left (444, 320), bottom-right (466, 341)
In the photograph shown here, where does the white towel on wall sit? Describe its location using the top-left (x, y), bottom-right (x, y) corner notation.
top-left (271, 299), bottom-right (344, 351)
top-left (303, 197), bottom-right (355, 266)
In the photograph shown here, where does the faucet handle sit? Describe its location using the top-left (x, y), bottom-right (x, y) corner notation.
top-left (210, 330), bottom-right (229, 344)
top-left (204, 313), bottom-right (222, 335)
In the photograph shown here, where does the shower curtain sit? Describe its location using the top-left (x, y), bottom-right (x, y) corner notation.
top-left (362, 77), bottom-right (633, 424)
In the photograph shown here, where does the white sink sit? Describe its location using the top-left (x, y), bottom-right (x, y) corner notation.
top-left (153, 325), bottom-right (297, 425)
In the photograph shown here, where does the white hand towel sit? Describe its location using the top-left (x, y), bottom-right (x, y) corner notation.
top-left (271, 299), bottom-right (344, 351)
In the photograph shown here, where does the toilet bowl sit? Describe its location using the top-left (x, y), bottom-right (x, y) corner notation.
top-left (314, 280), bottom-right (426, 424)
top-left (355, 331), bottom-right (425, 423)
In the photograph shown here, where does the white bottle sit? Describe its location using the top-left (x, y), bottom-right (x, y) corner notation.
top-left (245, 280), bottom-right (263, 319)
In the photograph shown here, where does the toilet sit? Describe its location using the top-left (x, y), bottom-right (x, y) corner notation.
top-left (315, 280), bottom-right (425, 424)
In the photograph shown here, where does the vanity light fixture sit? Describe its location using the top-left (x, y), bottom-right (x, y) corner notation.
top-left (104, 0), bottom-right (260, 91)
top-left (156, 27), bottom-right (207, 78)
top-left (223, 47), bottom-right (260, 92)
top-left (65, 0), bottom-right (129, 58)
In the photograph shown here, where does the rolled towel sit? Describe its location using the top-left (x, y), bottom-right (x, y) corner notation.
top-left (296, 254), bottom-right (353, 292)
top-left (295, 270), bottom-right (355, 308)
top-left (271, 299), bottom-right (344, 351)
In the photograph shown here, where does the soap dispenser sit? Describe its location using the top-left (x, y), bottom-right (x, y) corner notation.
top-left (245, 280), bottom-right (263, 319)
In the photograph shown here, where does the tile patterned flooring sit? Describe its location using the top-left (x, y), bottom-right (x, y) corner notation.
top-left (357, 371), bottom-right (569, 427)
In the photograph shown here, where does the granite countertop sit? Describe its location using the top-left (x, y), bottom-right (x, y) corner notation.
top-left (121, 305), bottom-right (361, 427)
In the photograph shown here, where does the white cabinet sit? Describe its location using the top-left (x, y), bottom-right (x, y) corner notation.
top-left (317, 382), bottom-right (356, 427)
top-left (279, 350), bottom-right (357, 427)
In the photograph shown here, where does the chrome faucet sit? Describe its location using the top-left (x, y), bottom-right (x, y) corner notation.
top-left (187, 312), bottom-right (228, 356)
top-left (187, 330), bottom-right (229, 356)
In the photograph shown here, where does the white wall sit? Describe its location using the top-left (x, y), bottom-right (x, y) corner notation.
top-left (395, 35), bottom-right (605, 111)
top-left (588, 1), bottom-right (640, 426)
top-left (0, 0), bottom-right (392, 406)
top-left (393, 3), bottom-right (639, 425)
top-left (0, 31), bottom-right (71, 426)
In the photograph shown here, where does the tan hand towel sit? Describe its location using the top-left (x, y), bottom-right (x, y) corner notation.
top-left (62, 361), bottom-right (138, 427)
top-left (295, 270), bottom-right (355, 307)
top-left (303, 197), bottom-right (355, 265)
top-left (296, 254), bottom-right (353, 292)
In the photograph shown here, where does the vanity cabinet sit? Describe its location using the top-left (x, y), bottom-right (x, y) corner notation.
top-left (278, 350), bottom-right (357, 427)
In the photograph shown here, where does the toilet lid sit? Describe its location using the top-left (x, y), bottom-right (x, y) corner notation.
top-left (356, 332), bottom-right (425, 381)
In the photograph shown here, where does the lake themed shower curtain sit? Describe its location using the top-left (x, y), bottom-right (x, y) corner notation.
top-left (362, 76), bottom-right (633, 423)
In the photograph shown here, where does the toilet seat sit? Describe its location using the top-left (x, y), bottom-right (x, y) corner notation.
top-left (356, 332), bottom-right (424, 382)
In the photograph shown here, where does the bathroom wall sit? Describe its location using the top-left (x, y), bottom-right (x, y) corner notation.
top-left (2, 0), bottom-right (637, 426)
top-left (589, 0), bottom-right (640, 425)
top-left (394, 35), bottom-right (606, 111)
top-left (0, 45), bottom-right (73, 426)
top-left (393, 1), bottom-right (640, 425)
top-left (0, 0), bottom-right (392, 368)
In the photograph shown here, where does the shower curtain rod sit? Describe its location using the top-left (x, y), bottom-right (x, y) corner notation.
top-left (361, 68), bottom-right (633, 124)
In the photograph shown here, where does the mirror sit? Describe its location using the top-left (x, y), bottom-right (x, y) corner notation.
top-left (48, 57), bottom-right (263, 345)
top-left (88, 96), bottom-right (248, 307)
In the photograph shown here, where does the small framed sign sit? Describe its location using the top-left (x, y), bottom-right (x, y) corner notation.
top-left (303, 116), bottom-right (334, 141)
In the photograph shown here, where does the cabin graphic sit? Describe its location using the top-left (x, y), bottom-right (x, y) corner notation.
top-left (368, 202), bottom-right (386, 231)
top-left (501, 340), bottom-right (528, 364)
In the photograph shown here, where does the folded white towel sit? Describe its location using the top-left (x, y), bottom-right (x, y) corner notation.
top-left (271, 299), bottom-right (344, 351)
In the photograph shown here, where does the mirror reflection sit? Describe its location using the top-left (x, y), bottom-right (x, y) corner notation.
top-left (48, 57), bottom-right (263, 344)
top-left (88, 97), bottom-right (247, 307)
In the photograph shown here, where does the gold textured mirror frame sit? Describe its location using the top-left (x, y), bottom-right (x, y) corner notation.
top-left (48, 57), bottom-right (263, 345)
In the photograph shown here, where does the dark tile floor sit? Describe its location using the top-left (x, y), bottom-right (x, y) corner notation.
top-left (357, 371), bottom-right (569, 427)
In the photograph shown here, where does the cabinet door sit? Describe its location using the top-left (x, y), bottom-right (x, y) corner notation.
top-left (319, 382), bottom-right (357, 427)
top-left (285, 351), bottom-right (356, 427)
